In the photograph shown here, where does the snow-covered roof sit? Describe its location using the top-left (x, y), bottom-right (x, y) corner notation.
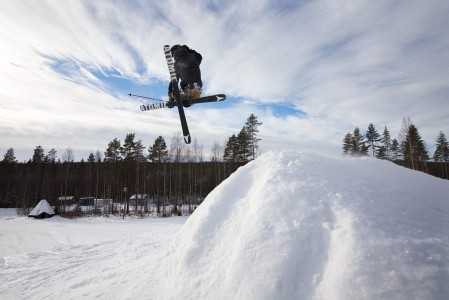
top-left (29, 199), bottom-right (55, 218)
top-left (129, 194), bottom-right (149, 200)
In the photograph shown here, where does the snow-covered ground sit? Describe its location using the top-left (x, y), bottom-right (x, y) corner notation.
top-left (0, 212), bottom-right (187, 299)
top-left (164, 151), bottom-right (449, 300)
top-left (1, 151), bottom-right (449, 300)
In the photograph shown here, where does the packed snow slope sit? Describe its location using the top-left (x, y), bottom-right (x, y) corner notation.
top-left (164, 151), bottom-right (449, 300)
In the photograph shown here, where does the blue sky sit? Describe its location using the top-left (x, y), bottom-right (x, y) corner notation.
top-left (1, 0), bottom-right (449, 161)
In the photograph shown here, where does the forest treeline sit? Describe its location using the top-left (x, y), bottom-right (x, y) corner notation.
top-left (342, 117), bottom-right (449, 179)
top-left (0, 114), bottom-right (263, 215)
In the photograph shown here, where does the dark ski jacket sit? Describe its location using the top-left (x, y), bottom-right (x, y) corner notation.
top-left (171, 45), bottom-right (202, 89)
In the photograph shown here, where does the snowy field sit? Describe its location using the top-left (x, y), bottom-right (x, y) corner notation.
top-left (2, 151), bottom-right (449, 300)
top-left (0, 211), bottom-right (187, 299)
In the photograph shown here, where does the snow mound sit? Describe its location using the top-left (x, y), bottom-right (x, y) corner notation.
top-left (164, 151), bottom-right (449, 300)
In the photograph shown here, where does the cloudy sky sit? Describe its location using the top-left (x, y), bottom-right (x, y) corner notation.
top-left (1, 0), bottom-right (449, 162)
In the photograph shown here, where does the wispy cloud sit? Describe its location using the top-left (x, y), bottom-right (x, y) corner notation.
top-left (1, 0), bottom-right (449, 161)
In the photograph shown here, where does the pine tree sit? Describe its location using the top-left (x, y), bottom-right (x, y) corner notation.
top-left (401, 124), bottom-right (428, 171)
top-left (236, 127), bottom-right (251, 163)
top-left (391, 138), bottom-right (400, 160)
top-left (342, 133), bottom-right (353, 155)
top-left (2, 148), bottom-right (17, 163)
top-left (134, 139), bottom-right (145, 162)
top-left (121, 133), bottom-right (137, 160)
top-left (433, 131), bottom-right (449, 178)
top-left (46, 148), bottom-right (57, 163)
top-left (148, 136), bottom-right (169, 215)
top-left (105, 138), bottom-right (121, 162)
top-left (352, 127), bottom-right (368, 156)
top-left (376, 146), bottom-right (388, 160)
top-left (32, 146), bottom-right (45, 163)
top-left (382, 126), bottom-right (391, 159)
top-left (223, 134), bottom-right (238, 162)
top-left (222, 114), bottom-right (262, 163)
top-left (88, 152), bottom-right (96, 163)
top-left (244, 114), bottom-right (262, 160)
top-left (148, 136), bottom-right (169, 163)
top-left (365, 123), bottom-right (381, 157)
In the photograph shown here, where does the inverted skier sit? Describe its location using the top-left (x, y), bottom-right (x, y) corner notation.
top-left (168, 45), bottom-right (203, 107)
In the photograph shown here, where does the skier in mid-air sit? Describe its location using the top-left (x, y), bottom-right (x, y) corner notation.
top-left (137, 44), bottom-right (226, 144)
top-left (168, 45), bottom-right (203, 106)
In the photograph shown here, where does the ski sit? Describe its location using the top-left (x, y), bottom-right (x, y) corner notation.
top-left (140, 94), bottom-right (226, 111)
top-left (141, 103), bottom-right (162, 111)
top-left (184, 94), bottom-right (226, 105)
top-left (164, 45), bottom-right (191, 144)
top-left (140, 102), bottom-right (171, 111)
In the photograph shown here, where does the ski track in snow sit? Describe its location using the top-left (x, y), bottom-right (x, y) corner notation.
top-left (0, 215), bottom-right (186, 299)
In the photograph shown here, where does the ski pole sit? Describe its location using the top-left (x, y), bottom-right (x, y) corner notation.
top-left (128, 93), bottom-right (164, 102)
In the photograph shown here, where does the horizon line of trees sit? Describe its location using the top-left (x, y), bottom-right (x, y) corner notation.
top-left (342, 117), bottom-right (448, 179)
top-left (0, 114), bottom-right (263, 214)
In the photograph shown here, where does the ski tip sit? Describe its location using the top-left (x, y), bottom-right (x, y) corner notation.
top-left (184, 135), bottom-right (191, 144)
top-left (216, 94), bottom-right (226, 101)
